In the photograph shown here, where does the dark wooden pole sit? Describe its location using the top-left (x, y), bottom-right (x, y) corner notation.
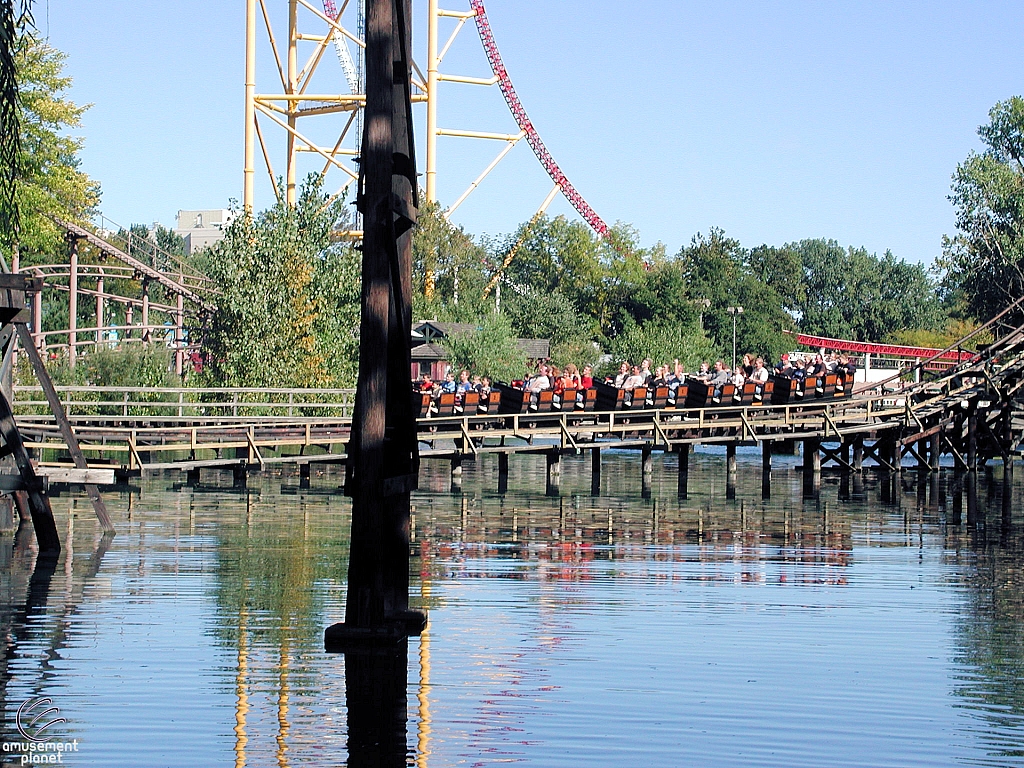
top-left (328, 0), bottom-right (422, 647)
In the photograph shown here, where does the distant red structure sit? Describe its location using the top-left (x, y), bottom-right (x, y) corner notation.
top-left (786, 330), bottom-right (974, 363)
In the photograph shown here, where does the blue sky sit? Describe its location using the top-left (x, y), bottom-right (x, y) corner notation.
top-left (43, 1), bottom-right (1024, 264)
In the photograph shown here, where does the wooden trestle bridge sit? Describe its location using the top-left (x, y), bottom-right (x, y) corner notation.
top-left (10, 298), bottom-right (1024, 505)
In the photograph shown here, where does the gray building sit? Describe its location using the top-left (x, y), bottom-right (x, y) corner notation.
top-left (174, 209), bottom-right (233, 254)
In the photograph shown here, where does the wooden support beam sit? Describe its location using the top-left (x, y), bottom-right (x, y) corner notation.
top-left (0, 387), bottom-right (59, 554)
top-left (677, 443), bottom-right (689, 499)
top-left (17, 325), bottom-right (115, 532)
top-left (68, 236), bottom-right (78, 367)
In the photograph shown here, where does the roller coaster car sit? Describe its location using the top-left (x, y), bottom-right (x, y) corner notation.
top-left (577, 388), bottom-right (599, 412)
top-left (650, 386), bottom-right (675, 409)
top-left (434, 392), bottom-right (459, 417)
top-left (458, 391), bottom-right (480, 415)
top-left (802, 374), bottom-right (838, 400)
top-left (532, 390), bottom-right (556, 413)
top-left (554, 388), bottom-right (577, 410)
top-left (593, 381), bottom-right (626, 411)
top-left (770, 375), bottom-right (799, 405)
top-left (496, 382), bottom-right (531, 415)
top-left (413, 391), bottom-right (433, 419)
top-left (479, 390), bottom-right (501, 414)
top-left (734, 380), bottom-right (774, 406)
top-left (685, 380), bottom-right (736, 408)
top-left (624, 387), bottom-right (648, 410)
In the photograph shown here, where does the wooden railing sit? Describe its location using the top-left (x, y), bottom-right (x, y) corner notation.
top-left (13, 385), bottom-right (358, 420)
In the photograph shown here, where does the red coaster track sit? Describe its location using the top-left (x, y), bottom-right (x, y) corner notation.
top-left (469, 0), bottom-right (610, 239)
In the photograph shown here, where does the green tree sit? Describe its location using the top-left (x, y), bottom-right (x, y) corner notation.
top-left (942, 96), bottom-right (1024, 322)
top-left (609, 318), bottom-right (719, 373)
top-left (199, 177), bottom-right (360, 387)
top-left (440, 313), bottom-right (526, 384)
top-left (12, 36), bottom-right (99, 263)
top-left (793, 238), bottom-right (942, 342)
top-left (412, 201), bottom-right (489, 320)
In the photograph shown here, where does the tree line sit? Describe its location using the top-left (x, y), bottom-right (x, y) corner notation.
top-left (4, 31), bottom-right (1024, 389)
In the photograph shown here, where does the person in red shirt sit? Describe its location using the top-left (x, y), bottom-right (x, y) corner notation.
top-left (580, 364), bottom-right (594, 388)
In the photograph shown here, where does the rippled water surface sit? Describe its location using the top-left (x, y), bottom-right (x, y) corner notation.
top-left (1, 448), bottom-right (1023, 766)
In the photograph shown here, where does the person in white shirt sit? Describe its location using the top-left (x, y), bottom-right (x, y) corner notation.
top-left (750, 357), bottom-right (770, 383)
top-left (526, 364), bottom-right (551, 393)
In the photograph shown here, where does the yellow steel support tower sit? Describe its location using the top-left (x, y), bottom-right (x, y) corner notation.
top-left (243, 2), bottom-right (558, 291)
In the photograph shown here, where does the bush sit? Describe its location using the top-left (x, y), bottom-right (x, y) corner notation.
top-left (441, 314), bottom-right (528, 384)
top-left (609, 319), bottom-right (720, 374)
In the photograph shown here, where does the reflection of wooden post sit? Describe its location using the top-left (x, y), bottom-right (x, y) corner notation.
top-left (68, 236), bottom-right (78, 366)
top-left (761, 440), bottom-right (771, 499)
top-left (95, 275), bottom-right (104, 346)
top-left (725, 443), bottom-right (737, 499)
top-left (677, 443), bottom-right (689, 499)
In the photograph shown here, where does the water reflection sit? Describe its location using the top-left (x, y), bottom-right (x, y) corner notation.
top-left (0, 456), bottom-right (1021, 765)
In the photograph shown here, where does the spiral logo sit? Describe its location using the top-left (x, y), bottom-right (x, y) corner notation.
top-left (15, 697), bottom-right (65, 743)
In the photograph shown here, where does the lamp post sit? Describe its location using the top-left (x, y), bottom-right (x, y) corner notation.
top-left (726, 306), bottom-right (744, 369)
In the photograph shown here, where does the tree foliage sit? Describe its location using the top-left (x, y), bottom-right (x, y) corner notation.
top-left (792, 239), bottom-right (941, 342)
top-left (440, 313), bottom-right (527, 384)
top-left (609, 319), bottom-right (719, 375)
top-left (13, 36), bottom-right (99, 262)
top-left (942, 96), bottom-right (1024, 322)
top-left (199, 178), bottom-right (360, 387)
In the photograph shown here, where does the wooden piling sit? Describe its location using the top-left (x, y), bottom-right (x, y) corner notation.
top-left (761, 440), bottom-right (771, 499)
top-left (852, 435), bottom-right (864, 471)
top-left (803, 438), bottom-right (821, 497)
top-left (677, 444), bottom-right (689, 499)
top-left (546, 451), bottom-right (561, 496)
top-left (967, 413), bottom-right (978, 471)
top-left (726, 444), bottom-right (737, 500)
top-left (328, 0), bottom-right (424, 648)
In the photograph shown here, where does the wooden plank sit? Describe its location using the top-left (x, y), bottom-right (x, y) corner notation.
top-left (0, 274), bottom-right (43, 292)
top-left (35, 467), bottom-right (116, 484)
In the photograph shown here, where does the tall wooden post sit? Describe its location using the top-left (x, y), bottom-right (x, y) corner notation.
top-left (31, 279), bottom-right (42, 351)
top-left (141, 281), bottom-right (150, 343)
top-left (175, 293), bottom-right (185, 376)
top-left (95, 274), bottom-right (104, 346)
top-left (68, 236), bottom-right (78, 366)
top-left (327, 0), bottom-right (423, 648)
top-left (677, 443), bottom-right (689, 499)
top-left (761, 440), bottom-right (771, 499)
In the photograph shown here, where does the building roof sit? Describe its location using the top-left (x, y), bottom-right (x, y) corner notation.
top-left (411, 320), bottom-right (549, 360)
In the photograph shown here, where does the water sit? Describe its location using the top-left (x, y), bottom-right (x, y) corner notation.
top-left (1, 449), bottom-right (1023, 766)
